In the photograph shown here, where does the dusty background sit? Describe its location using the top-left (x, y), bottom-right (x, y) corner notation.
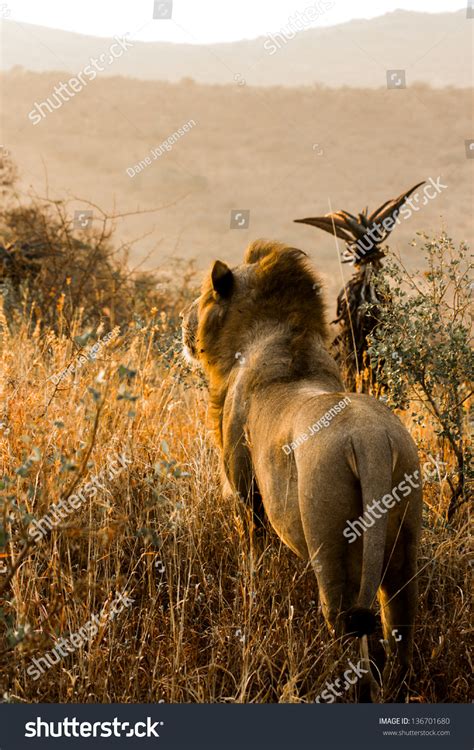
top-left (1, 9), bottom-right (472, 305)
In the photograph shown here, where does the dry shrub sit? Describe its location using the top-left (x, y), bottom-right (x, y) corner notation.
top-left (0, 189), bottom-right (196, 334)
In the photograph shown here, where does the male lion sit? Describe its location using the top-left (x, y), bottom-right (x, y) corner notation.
top-left (182, 240), bottom-right (422, 701)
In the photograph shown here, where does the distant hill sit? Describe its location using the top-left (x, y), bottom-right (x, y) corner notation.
top-left (1, 10), bottom-right (470, 88)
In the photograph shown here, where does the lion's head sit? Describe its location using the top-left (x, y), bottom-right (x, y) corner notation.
top-left (181, 240), bottom-right (329, 381)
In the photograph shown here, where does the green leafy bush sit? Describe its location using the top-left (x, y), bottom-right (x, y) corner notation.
top-left (367, 233), bottom-right (473, 519)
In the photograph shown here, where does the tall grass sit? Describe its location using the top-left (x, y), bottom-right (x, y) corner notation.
top-left (0, 179), bottom-right (471, 703)
top-left (0, 293), bottom-right (471, 704)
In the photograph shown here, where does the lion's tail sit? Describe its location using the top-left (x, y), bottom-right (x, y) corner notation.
top-left (345, 430), bottom-right (394, 637)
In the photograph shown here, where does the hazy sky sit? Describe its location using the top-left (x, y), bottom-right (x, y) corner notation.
top-left (4, 0), bottom-right (464, 43)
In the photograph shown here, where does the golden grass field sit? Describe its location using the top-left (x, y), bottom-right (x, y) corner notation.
top-left (0, 246), bottom-right (471, 703)
top-left (0, 1), bottom-right (472, 715)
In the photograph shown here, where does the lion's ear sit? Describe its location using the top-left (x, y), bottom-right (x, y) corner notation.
top-left (211, 260), bottom-right (234, 298)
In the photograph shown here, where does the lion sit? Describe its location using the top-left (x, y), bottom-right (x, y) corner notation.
top-left (182, 240), bottom-right (422, 701)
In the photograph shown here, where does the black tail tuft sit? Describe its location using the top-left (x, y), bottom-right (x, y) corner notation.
top-left (345, 607), bottom-right (377, 637)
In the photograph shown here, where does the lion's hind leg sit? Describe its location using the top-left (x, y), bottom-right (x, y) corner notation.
top-left (305, 533), bottom-right (358, 640)
top-left (379, 569), bottom-right (418, 702)
top-left (301, 494), bottom-right (383, 702)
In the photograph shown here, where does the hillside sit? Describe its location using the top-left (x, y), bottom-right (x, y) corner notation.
top-left (1, 10), bottom-right (470, 88)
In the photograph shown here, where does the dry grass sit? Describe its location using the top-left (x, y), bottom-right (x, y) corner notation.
top-left (0, 291), bottom-right (471, 704)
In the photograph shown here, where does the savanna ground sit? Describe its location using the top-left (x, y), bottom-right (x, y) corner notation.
top-left (2, 70), bottom-right (473, 298)
top-left (0, 164), bottom-right (472, 704)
